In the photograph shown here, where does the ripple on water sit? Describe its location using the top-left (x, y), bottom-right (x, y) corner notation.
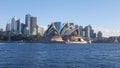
top-left (0, 43), bottom-right (120, 68)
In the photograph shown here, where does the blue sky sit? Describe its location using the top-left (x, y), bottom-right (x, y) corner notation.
top-left (0, 0), bottom-right (120, 36)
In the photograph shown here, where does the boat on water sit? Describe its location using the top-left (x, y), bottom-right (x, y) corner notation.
top-left (66, 39), bottom-right (88, 44)
top-left (65, 36), bottom-right (90, 44)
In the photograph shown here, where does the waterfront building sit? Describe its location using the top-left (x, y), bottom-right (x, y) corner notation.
top-left (84, 25), bottom-right (96, 39)
top-left (16, 19), bottom-right (21, 34)
top-left (32, 28), bottom-right (37, 35)
top-left (44, 23), bottom-right (63, 42)
top-left (79, 26), bottom-right (83, 36)
top-left (54, 22), bottom-right (61, 32)
top-left (38, 27), bottom-right (44, 36)
top-left (90, 29), bottom-right (96, 38)
top-left (97, 31), bottom-right (102, 39)
top-left (84, 25), bottom-right (92, 38)
top-left (60, 23), bottom-right (69, 36)
top-left (21, 23), bottom-right (26, 34)
top-left (0, 28), bottom-right (5, 35)
top-left (30, 16), bottom-right (37, 35)
top-left (11, 16), bottom-right (17, 33)
top-left (6, 22), bottom-right (11, 32)
top-left (108, 36), bottom-right (118, 43)
top-left (25, 14), bottom-right (31, 35)
top-left (0, 28), bottom-right (4, 32)
top-left (24, 27), bottom-right (30, 35)
top-left (60, 23), bottom-right (80, 40)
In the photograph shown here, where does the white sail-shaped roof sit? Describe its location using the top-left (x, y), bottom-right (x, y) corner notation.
top-left (44, 23), bottom-right (59, 37)
top-left (60, 23), bottom-right (79, 36)
top-left (44, 23), bottom-right (80, 37)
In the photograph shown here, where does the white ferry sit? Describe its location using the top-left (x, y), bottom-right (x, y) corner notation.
top-left (65, 36), bottom-right (90, 44)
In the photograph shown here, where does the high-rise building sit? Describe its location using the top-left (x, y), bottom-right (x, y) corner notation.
top-left (16, 19), bottom-right (21, 34)
top-left (21, 23), bottom-right (25, 34)
top-left (25, 14), bottom-right (31, 35)
top-left (11, 16), bottom-right (17, 33)
top-left (90, 29), bottom-right (95, 38)
top-left (24, 27), bottom-right (30, 35)
top-left (38, 27), bottom-right (44, 36)
top-left (54, 22), bottom-right (61, 32)
top-left (30, 16), bottom-right (37, 35)
top-left (0, 28), bottom-right (4, 32)
top-left (97, 31), bottom-right (102, 39)
top-left (79, 26), bottom-right (83, 36)
top-left (6, 23), bottom-right (11, 32)
top-left (84, 25), bottom-right (96, 39)
top-left (84, 25), bottom-right (92, 38)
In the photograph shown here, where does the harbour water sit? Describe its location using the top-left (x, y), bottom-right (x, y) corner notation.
top-left (0, 43), bottom-right (120, 68)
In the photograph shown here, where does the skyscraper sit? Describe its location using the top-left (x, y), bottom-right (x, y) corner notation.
top-left (6, 22), bottom-right (11, 32)
top-left (90, 29), bottom-right (96, 38)
top-left (79, 26), bottom-right (83, 36)
top-left (25, 14), bottom-right (31, 35)
top-left (54, 22), bottom-right (61, 32)
top-left (84, 25), bottom-right (92, 38)
top-left (11, 16), bottom-right (17, 33)
top-left (21, 23), bottom-right (25, 34)
top-left (84, 25), bottom-right (96, 39)
top-left (16, 19), bottom-right (21, 34)
top-left (24, 27), bottom-right (30, 35)
top-left (97, 31), bottom-right (102, 39)
top-left (30, 16), bottom-right (37, 35)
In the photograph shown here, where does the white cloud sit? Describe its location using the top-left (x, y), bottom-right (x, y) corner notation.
top-left (94, 27), bottom-right (120, 37)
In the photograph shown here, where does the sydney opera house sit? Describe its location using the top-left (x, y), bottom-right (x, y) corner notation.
top-left (44, 23), bottom-right (89, 44)
top-left (44, 23), bottom-right (63, 42)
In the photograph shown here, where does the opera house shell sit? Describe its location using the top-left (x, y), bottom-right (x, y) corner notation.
top-left (44, 23), bottom-right (63, 42)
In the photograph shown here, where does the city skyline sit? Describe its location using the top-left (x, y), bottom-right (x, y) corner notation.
top-left (0, 0), bottom-right (120, 37)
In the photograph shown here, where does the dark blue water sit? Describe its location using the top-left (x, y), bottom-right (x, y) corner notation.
top-left (0, 43), bottom-right (120, 68)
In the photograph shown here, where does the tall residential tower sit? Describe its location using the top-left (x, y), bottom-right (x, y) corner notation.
top-left (25, 14), bottom-right (31, 35)
top-left (30, 16), bottom-right (37, 35)
top-left (11, 16), bottom-right (17, 33)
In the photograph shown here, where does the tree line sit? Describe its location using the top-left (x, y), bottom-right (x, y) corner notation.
top-left (0, 33), bottom-right (43, 42)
